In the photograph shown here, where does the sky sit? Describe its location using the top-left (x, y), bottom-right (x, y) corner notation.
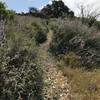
top-left (0, 0), bottom-right (50, 12)
top-left (0, 0), bottom-right (100, 16)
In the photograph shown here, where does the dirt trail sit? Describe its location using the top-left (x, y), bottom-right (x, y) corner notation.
top-left (40, 30), bottom-right (71, 100)
top-left (41, 30), bottom-right (53, 50)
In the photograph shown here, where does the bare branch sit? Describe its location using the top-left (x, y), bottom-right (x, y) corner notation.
top-left (76, 2), bottom-right (100, 27)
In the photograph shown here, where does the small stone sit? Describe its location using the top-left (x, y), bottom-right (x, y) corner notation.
top-left (52, 86), bottom-right (56, 89)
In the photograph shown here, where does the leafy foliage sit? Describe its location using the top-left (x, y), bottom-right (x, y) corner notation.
top-left (31, 22), bottom-right (48, 44)
top-left (0, 2), bottom-right (15, 21)
top-left (41, 0), bottom-right (74, 18)
top-left (35, 30), bottom-right (47, 44)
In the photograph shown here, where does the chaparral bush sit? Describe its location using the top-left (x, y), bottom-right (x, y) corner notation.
top-left (0, 31), bottom-right (44, 100)
top-left (49, 18), bottom-right (100, 68)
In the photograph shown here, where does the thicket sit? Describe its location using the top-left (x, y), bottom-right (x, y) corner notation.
top-left (0, 30), bottom-right (44, 100)
top-left (0, 8), bottom-right (48, 99)
top-left (41, 0), bottom-right (74, 18)
top-left (49, 19), bottom-right (100, 68)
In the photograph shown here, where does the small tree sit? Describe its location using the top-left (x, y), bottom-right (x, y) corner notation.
top-left (0, 2), bottom-right (15, 46)
top-left (29, 7), bottom-right (38, 14)
top-left (0, 2), bottom-right (7, 21)
top-left (41, 0), bottom-right (74, 18)
top-left (0, 2), bottom-right (15, 22)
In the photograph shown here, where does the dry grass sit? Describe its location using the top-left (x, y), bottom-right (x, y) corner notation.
top-left (58, 65), bottom-right (100, 100)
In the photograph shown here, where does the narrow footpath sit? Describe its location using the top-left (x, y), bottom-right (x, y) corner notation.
top-left (40, 30), bottom-right (71, 100)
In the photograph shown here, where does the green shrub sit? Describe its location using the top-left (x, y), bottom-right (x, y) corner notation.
top-left (50, 19), bottom-right (89, 54)
top-left (0, 32), bottom-right (43, 100)
top-left (35, 30), bottom-right (47, 44)
top-left (50, 19), bottom-right (100, 68)
top-left (33, 22), bottom-right (48, 44)
top-left (24, 22), bottom-right (48, 45)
